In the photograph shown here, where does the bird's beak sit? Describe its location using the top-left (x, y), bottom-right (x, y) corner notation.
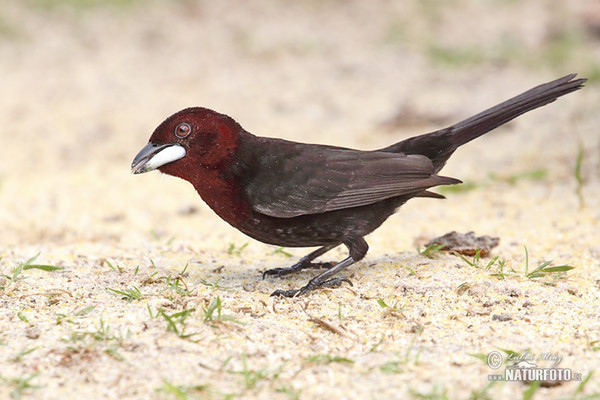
top-left (131, 143), bottom-right (186, 174)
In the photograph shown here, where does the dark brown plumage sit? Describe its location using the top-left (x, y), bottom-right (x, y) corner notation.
top-left (132, 74), bottom-right (585, 297)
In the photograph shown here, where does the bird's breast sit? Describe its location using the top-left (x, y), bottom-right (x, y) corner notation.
top-left (187, 168), bottom-right (253, 228)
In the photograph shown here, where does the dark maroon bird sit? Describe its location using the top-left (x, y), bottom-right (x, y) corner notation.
top-left (132, 74), bottom-right (585, 297)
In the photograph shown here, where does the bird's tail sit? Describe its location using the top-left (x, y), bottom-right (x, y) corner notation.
top-left (381, 74), bottom-right (586, 172)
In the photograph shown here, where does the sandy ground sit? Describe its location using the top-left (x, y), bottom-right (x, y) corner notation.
top-left (1, 1), bottom-right (600, 399)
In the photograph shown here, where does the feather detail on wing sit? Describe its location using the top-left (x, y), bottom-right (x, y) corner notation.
top-left (236, 139), bottom-right (460, 218)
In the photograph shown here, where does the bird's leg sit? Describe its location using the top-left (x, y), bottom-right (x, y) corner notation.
top-left (262, 244), bottom-right (338, 278)
top-left (270, 256), bottom-right (355, 297)
top-left (270, 237), bottom-right (368, 297)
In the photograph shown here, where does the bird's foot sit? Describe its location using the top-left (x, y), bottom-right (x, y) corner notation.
top-left (270, 277), bottom-right (353, 298)
top-left (262, 262), bottom-right (334, 279)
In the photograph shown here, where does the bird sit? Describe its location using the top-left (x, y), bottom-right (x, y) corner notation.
top-left (132, 74), bottom-right (585, 297)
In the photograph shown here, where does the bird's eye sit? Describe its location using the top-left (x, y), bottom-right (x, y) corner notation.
top-left (175, 123), bottom-right (191, 138)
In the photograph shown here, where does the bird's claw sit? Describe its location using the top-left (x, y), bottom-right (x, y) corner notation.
top-left (262, 268), bottom-right (290, 279)
top-left (270, 277), bottom-right (353, 298)
top-left (269, 288), bottom-right (301, 298)
top-left (262, 262), bottom-right (334, 279)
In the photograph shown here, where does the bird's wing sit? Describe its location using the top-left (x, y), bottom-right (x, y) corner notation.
top-left (236, 139), bottom-right (459, 218)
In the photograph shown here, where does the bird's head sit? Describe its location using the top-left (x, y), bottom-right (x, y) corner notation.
top-left (131, 107), bottom-right (242, 178)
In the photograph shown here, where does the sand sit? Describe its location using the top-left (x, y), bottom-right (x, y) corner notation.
top-left (1, 1), bottom-right (599, 399)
